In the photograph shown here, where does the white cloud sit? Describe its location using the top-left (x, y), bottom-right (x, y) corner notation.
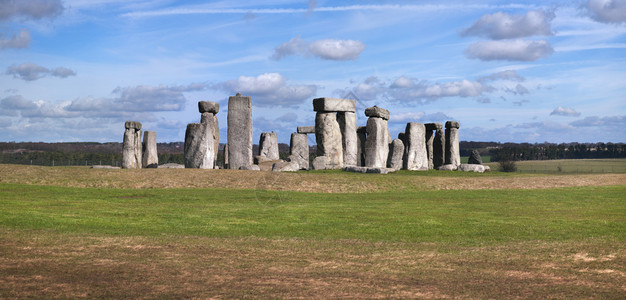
top-left (462, 10), bottom-right (554, 39)
top-left (465, 39), bottom-right (554, 61)
top-left (0, 0), bottom-right (64, 21)
top-left (478, 70), bottom-right (525, 82)
top-left (215, 73), bottom-right (317, 106)
top-left (0, 29), bottom-right (30, 50)
top-left (570, 115), bottom-right (624, 126)
top-left (308, 39), bottom-right (365, 61)
top-left (272, 37), bottom-right (366, 61)
top-left (6, 62), bottom-right (77, 81)
top-left (505, 84), bottom-right (530, 95)
top-left (390, 78), bottom-right (492, 99)
top-left (585, 0), bottom-right (626, 23)
top-left (550, 106), bottom-right (581, 117)
top-left (1, 95), bottom-right (38, 110)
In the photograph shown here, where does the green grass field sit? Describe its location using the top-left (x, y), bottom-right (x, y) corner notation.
top-left (485, 158), bottom-right (626, 173)
top-left (0, 163), bottom-right (625, 298)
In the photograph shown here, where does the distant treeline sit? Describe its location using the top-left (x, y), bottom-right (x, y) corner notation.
top-left (459, 141), bottom-right (626, 162)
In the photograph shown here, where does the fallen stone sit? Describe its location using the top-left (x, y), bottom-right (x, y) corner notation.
top-left (387, 138), bottom-right (404, 171)
top-left (364, 106), bottom-right (390, 120)
top-left (142, 131), bottom-right (158, 168)
top-left (337, 111), bottom-right (358, 166)
top-left (289, 133), bottom-right (309, 170)
top-left (311, 156), bottom-right (328, 170)
top-left (458, 164), bottom-right (485, 173)
top-left (437, 164), bottom-right (457, 171)
top-left (184, 122), bottom-right (214, 169)
top-left (315, 112), bottom-right (343, 169)
top-left (158, 163), bottom-right (185, 169)
top-left (239, 165), bottom-right (261, 171)
top-left (403, 122), bottom-right (428, 171)
top-left (272, 161), bottom-right (300, 172)
top-left (484, 165), bottom-right (491, 172)
top-left (122, 121), bottom-right (142, 169)
top-left (313, 97), bottom-right (356, 112)
top-left (91, 165), bottom-right (121, 169)
top-left (468, 150), bottom-right (483, 165)
top-left (258, 132), bottom-right (279, 161)
top-left (255, 155), bottom-right (274, 164)
top-left (297, 126), bottom-right (315, 134)
top-left (227, 93), bottom-right (253, 169)
top-left (343, 166), bottom-right (394, 174)
top-left (365, 117), bottom-right (389, 168)
top-left (198, 101), bottom-right (219, 114)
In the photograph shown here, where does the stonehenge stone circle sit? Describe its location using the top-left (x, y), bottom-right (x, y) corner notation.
top-left (387, 138), bottom-right (405, 171)
top-left (290, 133), bottom-right (309, 170)
top-left (142, 130), bottom-right (158, 168)
top-left (468, 150), bottom-right (483, 165)
top-left (313, 97), bottom-right (356, 112)
top-left (228, 93), bottom-right (253, 169)
top-left (184, 122), bottom-right (214, 169)
top-left (445, 121), bottom-right (461, 167)
top-left (424, 123), bottom-right (440, 170)
top-left (315, 112), bottom-right (344, 169)
top-left (403, 122), bottom-right (429, 171)
top-left (433, 124), bottom-right (445, 169)
top-left (364, 106), bottom-right (390, 120)
top-left (365, 115), bottom-right (389, 168)
top-left (356, 126), bottom-right (367, 166)
top-left (337, 111), bottom-right (358, 166)
top-left (258, 132), bottom-right (279, 161)
top-left (343, 166), bottom-right (393, 174)
top-left (297, 126), bottom-right (315, 134)
top-left (122, 121), bottom-right (142, 169)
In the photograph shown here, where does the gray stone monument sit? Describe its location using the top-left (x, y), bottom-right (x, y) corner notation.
top-left (199, 101), bottom-right (220, 167)
top-left (297, 126), bottom-right (315, 134)
top-left (258, 132), bottom-right (279, 161)
top-left (403, 122), bottom-right (428, 171)
top-left (184, 122), bottom-right (214, 169)
top-left (337, 111), bottom-right (357, 166)
top-left (122, 121), bottom-right (142, 169)
top-left (445, 121), bottom-right (461, 167)
top-left (364, 106), bottom-right (390, 168)
top-left (387, 138), bottom-right (404, 171)
top-left (312, 97), bottom-right (356, 169)
top-left (433, 124), bottom-right (445, 169)
top-left (290, 132), bottom-right (309, 170)
top-left (424, 123), bottom-right (440, 170)
top-left (142, 130), bottom-right (158, 168)
top-left (315, 112), bottom-right (343, 169)
top-left (227, 93), bottom-right (253, 169)
top-left (468, 150), bottom-right (483, 165)
top-left (356, 126), bottom-right (367, 167)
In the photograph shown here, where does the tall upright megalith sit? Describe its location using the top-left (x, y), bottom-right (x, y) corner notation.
top-left (403, 122), bottom-right (428, 171)
top-left (337, 111), bottom-right (357, 166)
top-left (122, 121), bottom-right (142, 169)
top-left (184, 123), bottom-right (214, 169)
top-left (228, 93), bottom-right (253, 169)
top-left (356, 126), bottom-right (367, 166)
top-left (290, 132), bottom-right (309, 170)
top-left (315, 112), bottom-right (343, 169)
top-left (424, 123), bottom-right (440, 170)
top-left (387, 138), bottom-right (404, 171)
top-left (364, 106), bottom-right (390, 168)
top-left (258, 132), bottom-right (279, 161)
top-left (142, 130), bottom-right (158, 168)
top-left (430, 123), bottom-right (445, 169)
top-left (445, 121), bottom-right (461, 167)
top-left (313, 97), bottom-right (355, 169)
top-left (199, 101), bottom-right (219, 167)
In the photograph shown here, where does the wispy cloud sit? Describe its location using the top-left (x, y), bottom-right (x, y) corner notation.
top-left (6, 62), bottom-right (76, 81)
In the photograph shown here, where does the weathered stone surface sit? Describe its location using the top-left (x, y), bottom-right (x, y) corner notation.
top-left (223, 143), bottom-right (229, 168)
top-left (445, 121), bottom-right (461, 167)
top-left (343, 166), bottom-right (394, 174)
top-left (239, 165), bottom-right (261, 171)
top-left (313, 98), bottom-right (356, 112)
top-left (227, 93), bottom-right (253, 169)
top-left (255, 155), bottom-right (273, 164)
top-left (272, 161), bottom-right (300, 172)
top-left (468, 150), bottom-right (483, 165)
top-left (387, 138), bottom-right (405, 171)
top-left (458, 164), bottom-right (485, 173)
top-left (315, 112), bottom-right (343, 169)
top-left (258, 159), bottom-right (283, 171)
top-left (122, 121), bottom-right (142, 169)
top-left (337, 111), bottom-right (357, 166)
top-left (290, 133), bottom-right (309, 170)
top-left (158, 163), bottom-right (184, 169)
top-left (125, 121), bottom-right (142, 130)
top-left (311, 156), bottom-right (328, 170)
top-left (184, 123), bottom-right (214, 169)
top-left (437, 164), bottom-right (457, 171)
top-left (92, 165), bottom-right (121, 169)
top-left (364, 106), bottom-right (390, 120)
top-left (198, 101), bottom-right (219, 114)
top-left (403, 122), bottom-right (428, 171)
top-left (425, 123), bottom-right (443, 131)
top-left (142, 131), bottom-right (158, 168)
top-left (258, 132), bottom-right (279, 161)
top-left (425, 128), bottom-right (434, 170)
top-left (297, 126), bottom-right (315, 134)
top-left (433, 128), bottom-right (445, 169)
top-left (365, 117), bottom-right (389, 168)
top-left (356, 128), bottom-right (367, 167)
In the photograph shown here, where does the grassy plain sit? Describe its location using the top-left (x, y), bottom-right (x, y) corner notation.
top-left (0, 163), bottom-right (625, 298)
top-left (485, 158), bottom-right (626, 174)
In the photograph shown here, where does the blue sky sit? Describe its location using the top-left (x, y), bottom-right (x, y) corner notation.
top-left (1, 0), bottom-right (625, 144)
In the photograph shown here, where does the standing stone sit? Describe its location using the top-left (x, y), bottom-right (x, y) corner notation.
top-left (364, 106), bottom-right (390, 120)
top-left (433, 125), bottom-right (445, 169)
top-left (227, 93), bottom-right (253, 169)
top-left (468, 150), bottom-right (483, 165)
top-left (315, 112), bottom-right (344, 169)
top-left (387, 138), bottom-right (404, 171)
top-left (199, 101), bottom-right (220, 168)
top-left (290, 133), bottom-right (309, 170)
top-left (424, 123), bottom-right (440, 170)
top-left (356, 126), bottom-right (367, 167)
top-left (142, 131), bottom-right (158, 168)
top-left (337, 111), bottom-right (357, 166)
top-left (403, 122), bottom-right (428, 171)
top-left (365, 117), bottom-right (389, 168)
top-left (223, 143), bottom-right (229, 169)
top-left (122, 121), bottom-right (142, 169)
top-left (445, 121), bottom-right (461, 167)
top-left (258, 132), bottom-right (279, 161)
top-left (184, 123), bottom-right (214, 169)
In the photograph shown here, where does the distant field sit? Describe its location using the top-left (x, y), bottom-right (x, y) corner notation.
top-left (0, 164), bottom-right (624, 298)
top-left (485, 158), bottom-right (626, 173)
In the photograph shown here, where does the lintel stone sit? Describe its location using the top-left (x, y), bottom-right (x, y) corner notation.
top-left (425, 122), bottom-right (443, 131)
top-left (198, 101), bottom-right (219, 114)
top-left (313, 97), bottom-right (356, 112)
top-left (297, 126), bottom-right (316, 134)
top-left (125, 121), bottom-right (142, 130)
top-left (445, 121), bottom-right (460, 129)
top-left (365, 106), bottom-right (390, 120)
